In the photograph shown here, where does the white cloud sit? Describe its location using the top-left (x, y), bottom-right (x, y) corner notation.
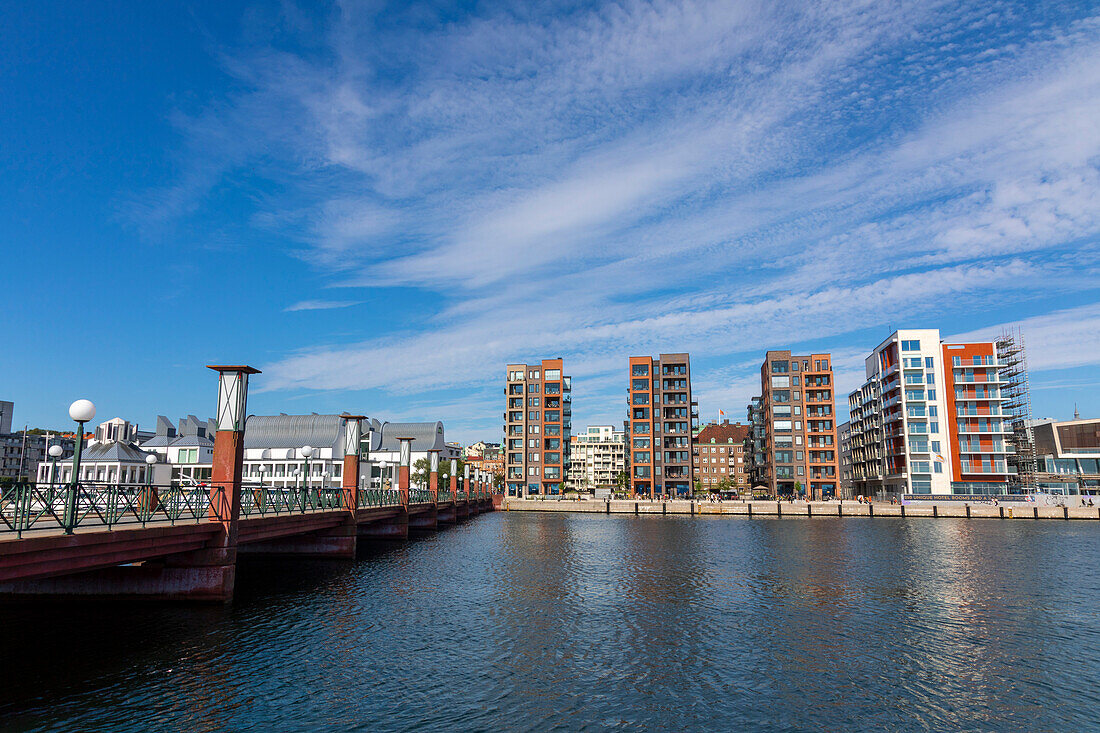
top-left (130, 1), bottom-right (1100, 437)
top-left (949, 303), bottom-right (1100, 372)
top-left (283, 300), bottom-right (363, 312)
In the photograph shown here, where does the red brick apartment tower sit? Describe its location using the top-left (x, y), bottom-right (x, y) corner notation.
top-left (758, 351), bottom-right (839, 499)
top-left (942, 341), bottom-right (1013, 493)
top-left (627, 353), bottom-right (696, 498)
top-left (505, 359), bottom-right (571, 497)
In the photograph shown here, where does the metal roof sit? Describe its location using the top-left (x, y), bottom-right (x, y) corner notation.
top-left (244, 414), bottom-right (346, 450)
top-left (375, 421), bottom-right (446, 451)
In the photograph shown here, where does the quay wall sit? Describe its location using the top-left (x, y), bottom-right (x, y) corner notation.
top-left (502, 498), bottom-right (1100, 521)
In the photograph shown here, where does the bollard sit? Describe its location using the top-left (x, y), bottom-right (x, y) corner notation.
top-left (838, 502), bottom-right (843, 517)
top-left (777, 501), bottom-right (782, 516)
top-left (747, 502), bottom-right (753, 518)
top-left (869, 502), bottom-right (874, 517)
top-left (662, 502), bottom-right (666, 515)
top-left (933, 505), bottom-right (938, 518)
top-left (807, 503), bottom-right (812, 517)
top-left (965, 504), bottom-right (971, 518)
top-left (1064, 506), bottom-right (1069, 520)
top-left (999, 506), bottom-right (1004, 519)
top-left (634, 502), bottom-right (638, 515)
top-left (1034, 506), bottom-right (1039, 520)
top-left (606, 500), bottom-right (610, 515)
top-left (900, 504), bottom-right (905, 518)
top-left (690, 501), bottom-right (694, 516)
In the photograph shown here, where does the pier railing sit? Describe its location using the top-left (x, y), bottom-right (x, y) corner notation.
top-left (238, 485), bottom-right (345, 517)
top-left (357, 488), bottom-right (403, 508)
top-left (0, 481), bottom-right (228, 538)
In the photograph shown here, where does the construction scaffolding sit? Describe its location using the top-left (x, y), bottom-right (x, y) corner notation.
top-left (996, 328), bottom-right (1037, 489)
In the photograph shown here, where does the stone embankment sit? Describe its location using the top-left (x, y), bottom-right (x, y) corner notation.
top-left (502, 498), bottom-right (1100, 520)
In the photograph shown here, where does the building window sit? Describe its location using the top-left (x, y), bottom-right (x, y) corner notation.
top-left (545, 369), bottom-right (561, 380)
top-left (901, 340), bottom-right (921, 351)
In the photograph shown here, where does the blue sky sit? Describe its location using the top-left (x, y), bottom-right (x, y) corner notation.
top-left (2, 0), bottom-right (1098, 443)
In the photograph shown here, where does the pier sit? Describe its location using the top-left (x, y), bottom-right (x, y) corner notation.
top-left (0, 366), bottom-right (496, 602)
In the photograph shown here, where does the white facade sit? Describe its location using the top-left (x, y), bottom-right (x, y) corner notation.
top-left (566, 425), bottom-right (626, 491)
top-left (847, 329), bottom-right (953, 495)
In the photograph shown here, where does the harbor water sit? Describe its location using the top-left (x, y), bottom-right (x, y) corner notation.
top-left (1, 512), bottom-right (1098, 731)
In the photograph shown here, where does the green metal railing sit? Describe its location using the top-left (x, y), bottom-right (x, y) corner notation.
top-left (409, 487), bottom-right (432, 504)
top-left (437, 487), bottom-right (453, 503)
top-left (357, 488), bottom-right (403, 508)
top-left (0, 482), bottom-right (225, 538)
top-left (238, 485), bottom-right (345, 517)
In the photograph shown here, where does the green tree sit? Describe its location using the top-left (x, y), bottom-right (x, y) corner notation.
top-left (794, 481), bottom-right (804, 497)
top-left (412, 455), bottom-right (466, 486)
top-left (613, 471), bottom-right (629, 495)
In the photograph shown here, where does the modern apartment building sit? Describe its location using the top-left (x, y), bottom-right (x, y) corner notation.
top-left (627, 353), bottom-right (696, 497)
top-left (838, 421), bottom-right (854, 497)
top-left (846, 329), bottom-right (1015, 496)
top-left (749, 351), bottom-right (839, 499)
top-left (692, 420), bottom-right (750, 493)
top-left (1032, 417), bottom-right (1100, 494)
top-left (566, 425), bottom-right (626, 492)
top-left (505, 359), bottom-right (571, 497)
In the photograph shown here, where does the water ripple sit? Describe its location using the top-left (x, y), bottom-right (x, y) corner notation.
top-left (1, 514), bottom-right (1099, 731)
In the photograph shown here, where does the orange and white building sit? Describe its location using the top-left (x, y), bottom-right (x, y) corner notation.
top-left (847, 329), bottom-right (1016, 497)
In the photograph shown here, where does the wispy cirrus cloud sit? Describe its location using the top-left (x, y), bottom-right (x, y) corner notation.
top-left (129, 0), bottom-right (1100, 440)
top-left (283, 299), bottom-right (363, 312)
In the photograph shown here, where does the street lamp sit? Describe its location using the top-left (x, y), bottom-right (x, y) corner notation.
top-left (64, 399), bottom-right (95, 534)
top-left (48, 443), bottom-right (63, 486)
top-left (301, 445), bottom-right (313, 488)
top-left (145, 453), bottom-right (157, 484)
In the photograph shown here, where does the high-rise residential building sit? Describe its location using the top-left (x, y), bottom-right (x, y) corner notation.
top-left (746, 396), bottom-right (766, 489)
top-left (749, 351), bottom-right (839, 499)
top-left (505, 359), bottom-right (571, 497)
top-left (627, 353), bottom-right (696, 497)
top-left (692, 420), bottom-right (750, 493)
top-left (566, 425), bottom-right (626, 492)
top-left (846, 329), bottom-right (1016, 497)
top-left (838, 421), bottom-right (854, 498)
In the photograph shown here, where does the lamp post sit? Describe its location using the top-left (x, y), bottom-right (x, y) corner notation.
top-left (64, 399), bottom-right (96, 534)
top-left (322, 471), bottom-right (331, 506)
top-left (145, 453), bottom-right (158, 484)
top-left (301, 445), bottom-right (313, 509)
top-left (48, 444), bottom-right (63, 487)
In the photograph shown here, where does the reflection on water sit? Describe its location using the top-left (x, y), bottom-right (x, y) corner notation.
top-left (1, 514), bottom-right (1099, 731)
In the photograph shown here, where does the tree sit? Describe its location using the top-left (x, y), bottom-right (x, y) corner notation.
top-left (794, 481), bottom-right (804, 497)
top-left (412, 455), bottom-right (466, 486)
top-left (613, 471), bottom-right (629, 495)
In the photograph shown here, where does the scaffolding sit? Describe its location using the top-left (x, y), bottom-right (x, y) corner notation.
top-left (996, 328), bottom-right (1036, 489)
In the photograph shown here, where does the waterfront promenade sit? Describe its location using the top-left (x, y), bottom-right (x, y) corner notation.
top-left (503, 497), bottom-right (1100, 520)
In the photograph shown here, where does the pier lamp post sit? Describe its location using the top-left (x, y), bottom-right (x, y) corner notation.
top-left (464, 463), bottom-right (470, 499)
top-left (322, 471), bottom-right (331, 505)
top-left (48, 444), bottom-right (63, 487)
top-left (64, 399), bottom-right (96, 534)
top-left (428, 449), bottom-right (441, 502)
top-left (301, 445), bottom-right (314, 508)
top-left (145, 453), bottom-right (157, 484)
top-left (397, 437), bottom-right (414, 506)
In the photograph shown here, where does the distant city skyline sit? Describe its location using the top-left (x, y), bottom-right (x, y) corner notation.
top-left (3, 2), bottom-right (1099, 443)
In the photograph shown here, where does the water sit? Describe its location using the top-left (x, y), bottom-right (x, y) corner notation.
top-left (2, 513), bottom-right (1100, 731)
